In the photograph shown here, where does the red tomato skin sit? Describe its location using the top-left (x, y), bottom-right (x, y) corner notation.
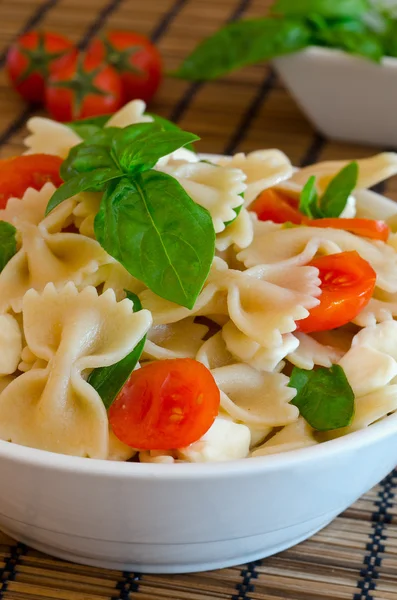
top-left (0, 154), bottom-right (63, 208)
top-left (87, 31), bottom-right (162, 104)
top-left (306, 218), bottom-right (390, 242)
top-left (250, 189), bottom-right (304, 225)
top-left (6, 32), bottom-right (75, 104)
top-left (109, 358), bottom-right (220, 450)
top-left (45, 53), bottom-right (123, 122)
top-left (297, 251), bottom-right (376, 333)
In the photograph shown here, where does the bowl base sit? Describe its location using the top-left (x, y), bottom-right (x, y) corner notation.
top-left (1, 518), bottom-right (334, 574)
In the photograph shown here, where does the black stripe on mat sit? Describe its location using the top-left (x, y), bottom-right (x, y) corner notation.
top-left (169, 0), bottom-right (253, 124)
top-left (0, 543), bottom-right (28, 599)
top-left (0, 0), bottom-right (125, 152)
top-left (232, 560), bottom-right (261, 600)
top-left (0, 0), bottom-right (59, 69)
top-left (117, 571), bottom-right (141, 599)
top-left (224, 69), bottom-right (276, 155)
top-left (353, 469), bottom-right (396, 600)
top-left (151, 0), bottom-right (190, 43)
top-left (299, 132), bottom-right (326, 167)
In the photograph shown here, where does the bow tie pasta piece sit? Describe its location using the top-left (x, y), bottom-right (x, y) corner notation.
top-left (215, 208), bottom-right (253, 251)
top-left (143, 318), bottom-right (209, 361)
top-left (140, 450), bottom-right (179, 464)
top-left (24, 117), bottom-right (83, 158)
top-left (84, 261), bottom-right (146, 301)
top-left (239, 219), bottom-right (397, 293)
top-left (0, 283), bottom-right (152, 458)
top-left (215, 149), bottom-right (293, 207)
top-left (0, 185), bottom-right (111, 313)
top-left (213, 364), bottom-right (298, 428)
top-left (157, 161), bottom-right (246, 233)
top-left (339, 321), bottom-right (397, 398)
top-left (353, 290), bottom-right (397, 327)
top-left (196, 331), bottom-right (236, 370)
top-left (291, 153), bottom-right (397, 192)
top-left (251, 418), bottom-right (318, 457)
top-left (72, 193), bottom-right (101, 238)
top-left (108, 426), bottom-right (137, 461)
top-left (225, 264), bottom-right (320, 347)
top-left (106, 99), bottom-right (152, 128)
top-left (222, 321), bottom-right (298, 372)
top-left (0, 314), bottom-right (22, 376)
top-left (177, 417), bottom-right (251, 462)
top-left (287, 332), bottom-right (346, 370)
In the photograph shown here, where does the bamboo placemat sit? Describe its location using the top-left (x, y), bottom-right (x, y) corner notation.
top-left (0, 0), bottom-right (397, 598)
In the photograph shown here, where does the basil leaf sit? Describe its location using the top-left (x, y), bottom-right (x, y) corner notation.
top-left (146, 113), bottom-right (196, 152)
top-left (320, 161), bottom-right (358, 217)
top-left (94, 172), bottom-right (215, 309)
top-left (0, 222), bottom-right (17, 272)
top-left (111, 123), bottom-right (199, 174)
top-left (382, 20), bottom-right (397, 57)
top-left (315, 25), bottom-right (383, 61)
top-left (65, 115), bottom-right (111, 140)
top-left (272, 0), bottom-right (369, 18)
top-left (172, 18), bottom-right (311, 81)
top-left (289, 365), bottom-right (355, 431)
top-left (299, 176), bottom-right (320, 218)
top-left (46, 169), bottom-right (122, 215)
top-left (87, 290), bottom-right (146, 410)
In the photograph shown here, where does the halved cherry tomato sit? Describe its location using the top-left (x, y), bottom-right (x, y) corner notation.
top-left (250, 189), bottom-right (304, 225)
top-left (297, 251), bottom-right (376, 333)
top-left (306, 218), bottom-right (390, 242)
top-left (45, 52), bottom-right (122, 122)
top-left (6, 32), bottom-right (75, 104)
top-left (87, 31), bottom-right (162, 104)
top-left (109, 358), bottom-right (220, 450)
top-left (0, 154), bottom-right (63, 208)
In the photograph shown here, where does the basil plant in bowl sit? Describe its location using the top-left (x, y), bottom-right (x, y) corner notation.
top-left (173, 0), bottom-right (397, 147)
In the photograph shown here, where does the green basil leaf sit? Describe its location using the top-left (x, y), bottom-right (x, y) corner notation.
top-left (382, 20), bottom-right (397, 57)
top-left (320, 161), bottom-right (358, 217)
top-left (65, 115), bottom-right (112, 140)
top-left (111, 123), bottom-right (199, 174)
top-left (46, 169), bottom-right (122, 215)
top-left (315, 25), bottom-right (383, 61)
top-left (0, 222), bottom-right (17, 272)
top-left (172, 18), bottom-right (311, 81)
top-left (87, 290), bottom-right (146, 410)
top-left (146, 113), bottom-right (196, 152)
top-left (299, 175), bottom-right (320, 218)
top-left (94, 172), bottom-right (215, 309)
top-left (289, 365), bottom-right (355, 431)
top-left (272, 0), bottom-right (369, 18)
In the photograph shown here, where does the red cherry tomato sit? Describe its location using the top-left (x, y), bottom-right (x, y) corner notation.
top-left (305, 217), bottom-right (390, 242)
top-left (6, 32), bottom-right (75, 104)
top-left (87, 31), bottom-right (162, 104)
top-left (297, 251), bottom-right (376, 333)
top-left (0, 154), bottom-right (63, 208)
top-left (45, 52), bottom-right (122, 122)
top-left (250, 189), bottom-right (304, 224)
top-left (109, 358), bottom-right (220, 450)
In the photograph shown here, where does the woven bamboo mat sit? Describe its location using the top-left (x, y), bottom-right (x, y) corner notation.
top-left (0, 0), bottom-right (397, 598)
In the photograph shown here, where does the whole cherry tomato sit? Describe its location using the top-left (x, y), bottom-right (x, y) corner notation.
top-left (109, 358), bottom-right (220, 450)
top-left (87, 31), bottom-right (162, 104)
top-left (6, 32), bottom-right (75, 104)
top-left (297, 251), bottom-right (376, 333)
top-left (0, 154), bottom-right (63, 208)
top-left (45, 52), bottom-right (122, 122)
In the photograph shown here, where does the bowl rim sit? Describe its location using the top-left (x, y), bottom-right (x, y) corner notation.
top-left (1, 158), bottom-right (397, 480)
top-left (1, 412), bottom-right (396, 480)
top-left (273, 45), bottom-right (397, 67)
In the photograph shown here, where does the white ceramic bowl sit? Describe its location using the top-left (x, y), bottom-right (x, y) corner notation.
top-left (273, 47), bottom-right (397, 148)
top-left (0, 413), bottom-right (397, 574)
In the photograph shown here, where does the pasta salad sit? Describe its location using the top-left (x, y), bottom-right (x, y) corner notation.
top-left (0, 99), bottom-right (397, 464)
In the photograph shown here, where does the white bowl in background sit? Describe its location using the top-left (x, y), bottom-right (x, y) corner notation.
top-left (1, 188), bottom-right (397, 574)
top-left (273, 47), bottom-right (397, 148)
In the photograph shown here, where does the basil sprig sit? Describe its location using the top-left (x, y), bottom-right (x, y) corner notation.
top-left (0, 222), bottom-right (17, 272)
top-left (289, 364), bottom-right (355, 430)
top-left (172, 0), bottom-right (396, 81)
top-left (299, 161), bottom-right (358, 218)
top-left (87, 291), bottom-right (146, 409)
top-left (47, 121), bottom-right (215, 309)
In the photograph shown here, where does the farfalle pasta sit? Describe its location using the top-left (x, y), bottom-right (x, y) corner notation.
top-left (0, 100), bottom-right (395, 462)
